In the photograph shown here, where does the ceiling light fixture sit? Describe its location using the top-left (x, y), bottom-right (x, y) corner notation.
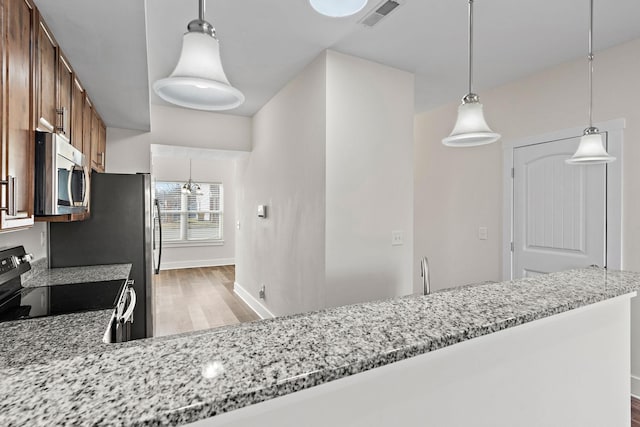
top-left (182, 160), bottom-right (203, 195)
top-left (309, 0), bottom-right (368, 17)
top-left (566, 0), bottom-right (615, 165)
top-left (443, 0), bottom-right (500, 147)
top-left (153, 0), bottom-right (244, 111)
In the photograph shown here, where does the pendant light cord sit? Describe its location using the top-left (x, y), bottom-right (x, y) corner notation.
top-left (468, 0), bottom-right (474, 95)
top-left (588, 0), bottom-right (594, 128)
top-left (199, 0), bottom-right (205, 22)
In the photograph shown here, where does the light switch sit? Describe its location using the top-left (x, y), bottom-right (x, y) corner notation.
top-left (392, 230), bottom-right (404, 246)
top-left (257, 205), bottom-right (267, 218)
top-left (478, 227), bottom-right (488, 240)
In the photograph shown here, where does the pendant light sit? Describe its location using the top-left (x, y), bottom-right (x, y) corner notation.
top-left (309, 0), bottom-right (368, 17)
top-left (153, 0), bottom-right (244, 111)
top-left (182, 160), bottom-right (203, 195)
top-left (566, 0), bottom-right (615, 165)
top-left (443, 0), bottom-right (500, 147)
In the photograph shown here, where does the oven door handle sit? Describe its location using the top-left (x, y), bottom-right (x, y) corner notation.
top-left (120, 286), bottom-right (136, 323)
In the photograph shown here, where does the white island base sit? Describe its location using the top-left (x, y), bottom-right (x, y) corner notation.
top-left (188, 293), bottom-right (633, 427)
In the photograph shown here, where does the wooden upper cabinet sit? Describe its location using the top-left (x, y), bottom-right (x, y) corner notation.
top-left (34, 15), bottom-right (57, 133)
top-left (57, 52), bottom-right (72, 139)
top-left (71, 77), bottom-right (84, 152)
top-left (82, 93), bottom-right (92, 160)
top-left (0, 0), bottom-right (36, 229)
top-left (98, 120), bottom-right (106, 171)
top-left (90, 108), bottom-right (102, 172)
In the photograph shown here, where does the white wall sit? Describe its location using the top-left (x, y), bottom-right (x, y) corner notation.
top-left (235, 53), bottom-right (327, 317)
top-left (106, 104), bottom-right (252, 174)
top-left (325, 51), bottom-right (415, 306)
top-left (153, 155), bottom-right (237, 269)
top-left (413, 38), bottom-right (640, 385)
top-left (0, 223), bottom-right (48, 261)
top-left (236, 50), bottom-right (415, 316)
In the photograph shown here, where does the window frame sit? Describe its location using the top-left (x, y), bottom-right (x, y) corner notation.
top-left (155, 180), bottom-right (224, 247)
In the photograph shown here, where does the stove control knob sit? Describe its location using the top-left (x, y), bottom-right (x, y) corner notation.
top-left (15, 253), bottom-right (33, 265)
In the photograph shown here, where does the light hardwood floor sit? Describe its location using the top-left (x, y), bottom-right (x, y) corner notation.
top-left (633, 397), bottom-right (640, 427)
top-left (153, 266), bottom-right (260, 337)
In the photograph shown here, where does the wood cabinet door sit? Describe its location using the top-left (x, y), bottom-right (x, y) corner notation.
top-left (57, 52), bottom-right (72, 139)
top-left (98, 120), bottom-right (106, 171)
top-left (82, 93), bottom-right (92, 161)
top-left (90, 107), bottom-right (101, 172)
top-left (71, 77), bottom-right (83, 152)
top-left (1, 0), bottom-right (35, 229)
top-left (35, 15), bottom-right (56, 132)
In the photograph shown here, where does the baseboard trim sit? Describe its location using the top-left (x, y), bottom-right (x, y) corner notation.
top-left (160, 258), bottom-right (235, 271)
top-left (631, 375), bottom-right (640, 399)
top-left (234, 281), bottom-right (275, 320)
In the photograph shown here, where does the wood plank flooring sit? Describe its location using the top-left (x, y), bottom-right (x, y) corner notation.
top-left (633, 397), bottom-right (640, 427)
top-left (153, 266), bottom-right (260, 337)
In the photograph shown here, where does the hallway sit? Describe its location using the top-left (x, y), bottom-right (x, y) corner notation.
top-left (153, 266), bottom-right (260, 337)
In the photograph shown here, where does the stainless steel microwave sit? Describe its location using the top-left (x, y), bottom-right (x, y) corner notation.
top-left (35, 131), bottom-right (89, 215)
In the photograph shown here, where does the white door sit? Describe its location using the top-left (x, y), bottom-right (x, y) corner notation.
top-left (512, 136), bottom-right (606, 279)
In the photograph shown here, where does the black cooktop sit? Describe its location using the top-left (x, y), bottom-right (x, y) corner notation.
top-left (0, 246), bottom-right (124, 323)
top-left (0, 280), bottom-right (124, 322)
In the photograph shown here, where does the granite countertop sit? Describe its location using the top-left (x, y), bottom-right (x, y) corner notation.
top-left (0, 309), bottom-right (118, 369)
top-left (22, 258), bottom-right (132, 288)
top-left (1, 267), bottom-right (640, 426)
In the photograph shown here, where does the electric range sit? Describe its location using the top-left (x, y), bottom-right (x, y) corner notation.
top-left (0, 246), bottom-right (136, 343)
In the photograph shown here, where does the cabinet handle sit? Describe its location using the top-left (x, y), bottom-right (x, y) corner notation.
top-left (99, 152), bottom-right (105, 168)
top-left (56, 108), bottom-right (69, 136)
top-left (0, 176), bottom-right (17, 216)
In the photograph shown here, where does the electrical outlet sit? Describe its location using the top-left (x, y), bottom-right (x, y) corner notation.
top-left (392, 230), bottom-right (404, 246)
top-left (236, 221), bottom-right (241, 230)
top-left (40, 231), bottom-right (46, 247)
top-left (259, 284), bottom-right (266, 299)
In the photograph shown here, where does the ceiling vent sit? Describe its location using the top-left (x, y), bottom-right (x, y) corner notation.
top-left (360, 0), bottom-right (402, 27)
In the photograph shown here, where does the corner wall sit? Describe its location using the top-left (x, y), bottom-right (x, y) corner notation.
top-left (325, 51), bottom-right (415, 306)
top-left (235, 53), bottom-right (328, 316)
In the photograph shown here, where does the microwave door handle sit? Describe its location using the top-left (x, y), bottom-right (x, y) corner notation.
top-left (120, 286), bottom-right (136, 323)
top-left (67, 167), bottom-right (74, 207)
top-left (82, 165), bottom-right (90, 207)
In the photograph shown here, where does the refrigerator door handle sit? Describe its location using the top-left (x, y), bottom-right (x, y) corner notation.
top-left (154, 199), bottom-right (162, 274)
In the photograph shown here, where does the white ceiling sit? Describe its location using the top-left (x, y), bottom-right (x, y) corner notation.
top-left (34, 0), bottom-right (640, 131)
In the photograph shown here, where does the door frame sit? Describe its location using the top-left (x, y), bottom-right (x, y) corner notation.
top-left (502, 118), bottom-right (624, 280)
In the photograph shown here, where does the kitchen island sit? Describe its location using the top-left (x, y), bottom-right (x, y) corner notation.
top-left (1, 267), bottom-right (639, 426)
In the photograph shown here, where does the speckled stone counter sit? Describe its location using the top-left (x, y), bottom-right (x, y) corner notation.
top-left (1, 267), bottom-right (639, 426)
top-left (22, 258), bottom-right (131, 288)
top-left (0, 309), bottom-right (118, 369)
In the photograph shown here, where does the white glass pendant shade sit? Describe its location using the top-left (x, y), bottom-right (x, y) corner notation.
top-left (442, 101), bottom-right (501, 147)
top-left (153, 32), bottom-right (244, 111)
top-left (566, 132), bottom-right (615, 164)
top-left (309, 0), bottom-right (368, 17)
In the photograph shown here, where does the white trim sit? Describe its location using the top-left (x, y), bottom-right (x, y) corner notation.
top-left (233, 281), bottom-right (275, 320)
top-left (502, 119), bottom-right (625, 280)
top-left (160, 258), bottom-right (235, 270)
top-left (631, 375), bottom-right (640, 399)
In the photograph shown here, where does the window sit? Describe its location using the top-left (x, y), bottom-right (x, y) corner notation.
top-left (155, 181), bottom-right (223, 243)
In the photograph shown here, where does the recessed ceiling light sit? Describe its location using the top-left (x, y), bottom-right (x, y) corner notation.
top-left (309, 0), bottom-right (368, 18)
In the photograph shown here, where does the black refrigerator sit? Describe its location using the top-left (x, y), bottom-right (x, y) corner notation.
top-left (49, 173), bottom-right (162, 339)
